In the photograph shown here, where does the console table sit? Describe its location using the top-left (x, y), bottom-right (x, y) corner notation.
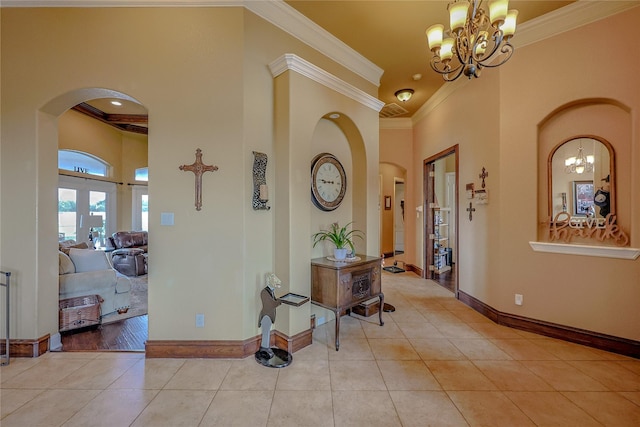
top-left (311, 255), bottom-right (384, 350)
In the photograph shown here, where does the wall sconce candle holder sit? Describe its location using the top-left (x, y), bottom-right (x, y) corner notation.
top-left (252, 151), bottom-right (270, 210)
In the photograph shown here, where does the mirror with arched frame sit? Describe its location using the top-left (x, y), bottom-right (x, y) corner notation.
top-left (545, 136), bottom-right (629, 246)
top-left (548, 136), bottom-right (614, 220)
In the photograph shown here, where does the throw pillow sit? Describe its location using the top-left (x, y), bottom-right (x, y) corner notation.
top-left (68, 248), bottom-right (111, 272)
top-left (60, 241), bottom-right (89, 255)
top-left (58, 251), bottom-right (75, 275)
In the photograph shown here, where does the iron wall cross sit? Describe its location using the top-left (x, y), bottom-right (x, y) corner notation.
top-left (479, 167), bottom-right (489, 188)
top-left (179, 148), bottom-right (219, 211)
top-left (467, 202), bottom-right (476, 221)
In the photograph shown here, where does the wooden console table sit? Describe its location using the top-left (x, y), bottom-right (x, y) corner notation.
top-left (311, 255), bottom-right (384, 350)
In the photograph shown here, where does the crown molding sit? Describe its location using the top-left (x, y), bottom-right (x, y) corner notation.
top-left (514, 0), bottom-right (640, 48)
top-left (1, 0), bottom-right (239, 6)
top-left (246, 1), bottom-right (383, 87)
top-left (269, 54), bottom-right (384, 113)
top-left (412, 1), bottom-right (640, 126)
top-left (2, 0), bottom-right (384, 89)
top-left (379, 118), bottom-right (413, 130)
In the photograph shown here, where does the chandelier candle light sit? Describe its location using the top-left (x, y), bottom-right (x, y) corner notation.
top-left (426, 0), bottom-right (518, 81)
top-left (565, 143), bottom-right (594, 174)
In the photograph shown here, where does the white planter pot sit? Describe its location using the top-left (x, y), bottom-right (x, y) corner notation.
top-left (333, 248), bottom-right (348, 260)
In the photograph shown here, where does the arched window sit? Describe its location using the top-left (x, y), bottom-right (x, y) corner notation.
top-left (135, 167), bottom-right (148, 182)
top-left (58, 149), bottom-right (110, 177)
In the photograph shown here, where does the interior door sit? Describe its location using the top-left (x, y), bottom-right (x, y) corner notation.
top-left (423, 145), bottom-right (458, 293)
top-left (425, 162), bottom-right (436, 279)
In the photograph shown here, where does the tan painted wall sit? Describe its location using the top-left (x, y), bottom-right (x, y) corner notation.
top-left (380, 126), bottom-right (414, 262)
top-left (58, 109), bottom-right (148, 231)
top-left (379, 163), bottom-right (406, 255)
top-left (1, 7), bottom-right (379, 344)
top-left (405, 7), bottom-right (640, 341)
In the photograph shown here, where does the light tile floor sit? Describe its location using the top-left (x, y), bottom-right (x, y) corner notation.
top-left (2, 271), bottom-right (639, 426)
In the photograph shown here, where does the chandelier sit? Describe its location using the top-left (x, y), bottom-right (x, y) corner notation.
top-left (565, 143), bottom-right (594, 174)
top-left (426, 0), bottom-right (518, 81)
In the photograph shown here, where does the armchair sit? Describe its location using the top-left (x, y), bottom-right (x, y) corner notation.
top-left (59, 249), bottom-right (131, 317)
top-left (106, 231), bottom-right (148, 276)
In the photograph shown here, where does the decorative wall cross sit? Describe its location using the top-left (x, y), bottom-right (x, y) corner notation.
top-left (179, 148), bottom-right (218, 211)
top-left (479, 167), bottom-right (489, 188)
top-left (466, 202), bottom-right (476, 221)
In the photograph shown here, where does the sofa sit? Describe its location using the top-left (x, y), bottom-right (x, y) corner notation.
top-left (59, 248), bottom-right (131, 317)
top-left (106, 231), bottom-right (148, 276)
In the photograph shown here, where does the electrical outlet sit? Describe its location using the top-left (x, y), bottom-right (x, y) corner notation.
top-left (515, 294), bottom-right (523, 306)
top-left (196, 313), bottom-right (205, 328)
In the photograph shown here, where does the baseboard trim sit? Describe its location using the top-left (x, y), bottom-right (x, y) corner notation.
top-left (0, 334), bottom-right (50, 358)
top-left (405, 264), bottom-right (423, 277)
top-left (458, 290), bottom-right (640, 359)
top-left (146, 329), bottom-right (312, 359)
top-left (274, 328), bottom-right (313, 354)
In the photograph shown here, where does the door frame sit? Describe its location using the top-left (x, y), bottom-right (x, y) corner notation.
top-left (423, 145), bottom-right (459, 296)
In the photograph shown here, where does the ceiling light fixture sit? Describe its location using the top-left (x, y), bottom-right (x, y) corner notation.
top-left (426, 0), bottom-right (518, 81)
top-left (395, 89), bottom-right (414, 102)
top-left (565, 143), bottom-right (594, 174)
top-left (110, 100), bottom-right (122, 106)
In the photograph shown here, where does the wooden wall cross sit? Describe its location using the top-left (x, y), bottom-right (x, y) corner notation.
top-left (179, 148), bottom-right (219, 211)
top-left (466, 202), bottom-right (476, 221)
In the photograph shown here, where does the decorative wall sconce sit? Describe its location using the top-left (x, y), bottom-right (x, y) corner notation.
top-left (252, 151), bottom-right (270, 210)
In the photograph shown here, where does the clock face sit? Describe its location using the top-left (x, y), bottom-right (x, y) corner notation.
top-left (311, 153), bottom-right (347, 211)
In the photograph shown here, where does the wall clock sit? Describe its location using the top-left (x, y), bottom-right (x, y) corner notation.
top-left (311, 153), bottom-right (347, 211)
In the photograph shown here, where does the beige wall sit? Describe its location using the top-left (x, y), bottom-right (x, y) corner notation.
top-left (1, 7), bottom-right (379, 345)
top-left (384, 7), bottom-right (640, 341)
top-left (58, 109), bottom-right (148, 231)
top-left (380, 125), bottom-right (415, 262)
top-left (379, 162), bottom-right (406, 256)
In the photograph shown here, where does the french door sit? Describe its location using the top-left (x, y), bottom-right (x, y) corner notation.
top-left (58, 175), bottom-right (116, 248)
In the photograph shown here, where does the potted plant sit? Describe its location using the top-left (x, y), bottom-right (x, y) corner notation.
top-left (312, 222), bottom-right (364, 260)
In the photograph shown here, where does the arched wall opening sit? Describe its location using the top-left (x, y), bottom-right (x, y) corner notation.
top-left (379, 162), bottom-right (407, 258)
top-left (536, 98), bottom-right (633, 244)
top-left (38, 88), bottom-right (148, 348)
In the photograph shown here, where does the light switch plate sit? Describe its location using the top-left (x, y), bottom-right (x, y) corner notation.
top-left (160, 212), bottom-right (174, 226)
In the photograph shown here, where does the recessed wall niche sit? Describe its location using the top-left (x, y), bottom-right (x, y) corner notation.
top-left (534, 99), bottom-right (637, 257)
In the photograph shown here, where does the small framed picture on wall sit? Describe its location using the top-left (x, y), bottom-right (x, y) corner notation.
top-left (384, 196), bottom-right (392, 210)
top-left (573, 180), bottom-right (595, 216)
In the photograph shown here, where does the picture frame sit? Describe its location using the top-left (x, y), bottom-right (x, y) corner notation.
top-left (384, 196), bottom-right (392, 210)
top-left (573, 180), bottom-right (595, 216)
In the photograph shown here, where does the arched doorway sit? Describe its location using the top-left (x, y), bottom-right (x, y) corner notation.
top-left (41, 88), bottom-right (149, 351)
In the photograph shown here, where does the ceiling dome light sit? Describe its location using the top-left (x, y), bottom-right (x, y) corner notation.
top-left (395, 89), bottom-right (414, 102)
top-left (110, 100), bottom-right (122, 106)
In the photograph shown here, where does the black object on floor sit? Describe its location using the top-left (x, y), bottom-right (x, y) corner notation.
top-left (255, 347), bottom-right (292, 368)
top-left (383, 266), bottom-right (405, 273)
top-left (383, 303), bottom-right (396, 312)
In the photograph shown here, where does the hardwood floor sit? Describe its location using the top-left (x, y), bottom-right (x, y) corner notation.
top-left (434, 263), bottom-right (456, 293)
top-left (60, 315), bottom-right (147, 351)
